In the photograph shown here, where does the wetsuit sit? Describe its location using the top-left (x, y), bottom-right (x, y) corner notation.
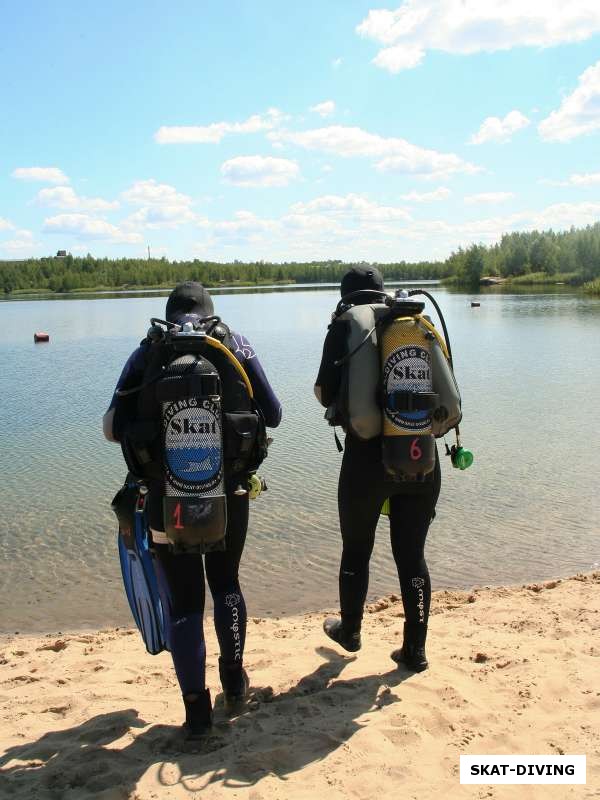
top-left (105, 327), bottom-right (281, 695)
top-left (315, 316), bottom-right (440, 635)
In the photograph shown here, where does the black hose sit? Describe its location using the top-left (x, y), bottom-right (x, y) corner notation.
top-left (408, 288), bottom-right (461, 439)
top-left (333, 324), bottom-right (377, 367)
top-left (408, 289), bottom-right (454, 368)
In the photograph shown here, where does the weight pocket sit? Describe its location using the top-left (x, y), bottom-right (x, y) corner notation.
top-left (223, 412), bottom-right (258, 459)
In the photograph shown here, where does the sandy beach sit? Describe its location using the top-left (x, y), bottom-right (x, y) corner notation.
top-left (1, 573), bottom-right (598, 799)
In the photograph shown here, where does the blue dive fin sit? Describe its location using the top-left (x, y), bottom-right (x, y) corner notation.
top-left (118, 498), bottom-right (169, 655)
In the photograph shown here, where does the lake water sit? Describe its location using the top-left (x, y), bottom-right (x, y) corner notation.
top-left (1, 287), bottom-right (599, 633)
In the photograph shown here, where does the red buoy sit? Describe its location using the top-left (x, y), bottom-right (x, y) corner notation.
top-left (34, 332), bottom-right (50, 342)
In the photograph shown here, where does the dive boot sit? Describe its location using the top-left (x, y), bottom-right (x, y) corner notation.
top-left (183, 688), bottom-right (213, 739)
top-left (323, 617), bottom-right (361, 653)
top-left (391, 623), bottom-right (428, 672)
top-left (219, 658), bottom-right (249, 714)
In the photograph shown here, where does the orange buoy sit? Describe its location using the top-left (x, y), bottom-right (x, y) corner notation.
top-left (34, 332), bottom-right (50, 342)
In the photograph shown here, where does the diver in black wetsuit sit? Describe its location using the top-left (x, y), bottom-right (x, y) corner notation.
top-left (104, 282), bottom-right (281, 737)
top-left (314, 267), bottom-right (440, 671)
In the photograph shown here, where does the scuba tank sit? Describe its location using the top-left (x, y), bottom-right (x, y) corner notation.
top-left (380, 296), bottom-right (437, 478)
top-left (329, 288), bottom-right (471, 480)
top-left (157, 347), bottom-right (227, 550)
top-left (119, 315), bottom-right (268, 552)
top-left (333, 298), bottom-right (390, 439)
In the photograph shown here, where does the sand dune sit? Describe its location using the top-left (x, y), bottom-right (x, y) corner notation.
top-left (1, 573), bottom-right (598, 799)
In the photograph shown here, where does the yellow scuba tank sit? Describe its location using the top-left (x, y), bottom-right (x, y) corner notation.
top-left (380, 298), bottom-right (438, 479)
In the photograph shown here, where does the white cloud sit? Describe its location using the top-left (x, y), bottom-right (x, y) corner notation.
top-left (0, 217), bottom-right (13, 230)
top-left (0, 229), bottom-right (37, 253)
top-left (357, 2), bottom-right (600, 72)
top-left (469, 110), bottom-right (530, 144)
top-left (402, 200), bottom-right (600, 248)
top-left (529, 200), bottom-right (600, 229)
top-left (372, 44), bottom-right (424, 73)
top-left (12, 166), bottom-right (69, 184)
top-left (122, 179), bottom-right (193, 208)
top-left (196, 194), bottom-right (414, 256)
top-left (125, 206), bottom-right (197, 229)
top-left (332, 57), bottom-right (343, 69)
top-left (193, 192), bottom-right (600, 262)
top-left (36, 186), bottom-right (119, 212)
top-left (43, 214), bottom-right (142, 243)
top-left (221, 156), bottom-right (300, 187)
top-left (120, 179), bottom-right (196, 228)
top-left (154, 108), bottom-right (285, 144)
top-left (541, 171), bottom-right (600, 187)
top-left (290, 193), bottom-right (411, 222)
top-left (269, 125), bottom-right (479, 179)
top-left (281, 213), bottom-right (339, 233)
top-left (464, 191), bottom-right (515, 204)
top-left (310, 100), bottom-right (336, 117)
top-left (212, 210), bottom-right (278, 240)
top-left (401, 187), bottom-right (451, 202)
top-left (539, 60), bottom-right (600, 141)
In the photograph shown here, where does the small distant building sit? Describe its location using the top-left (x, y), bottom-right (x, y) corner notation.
top-left (56, 250), bottom-right (67, 258)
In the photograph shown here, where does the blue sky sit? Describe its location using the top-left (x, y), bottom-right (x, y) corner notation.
top-left (2, 0), bottom-right (600, 263)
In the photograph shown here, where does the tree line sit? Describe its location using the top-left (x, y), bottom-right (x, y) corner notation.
top-left (0, 256), bottom-right (448, 294)
top-left (2, 221), bottom-right (600, 294)
top-left (445, 223), bottom-right (600, 289)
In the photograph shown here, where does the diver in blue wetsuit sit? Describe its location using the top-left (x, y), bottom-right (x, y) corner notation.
top-left (104, 281), bottom-right (281, 738)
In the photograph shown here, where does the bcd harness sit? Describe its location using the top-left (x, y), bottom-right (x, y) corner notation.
top-left (118, 315), bottom-right (267, 553)
top-left (326, 289), bottom-right (469, 480)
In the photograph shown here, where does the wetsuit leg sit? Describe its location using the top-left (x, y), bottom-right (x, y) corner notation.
top-left (338, 442), bottom-right (388, 630)
top-left (153, 548), bottom-right (206, 695)
top-left (389, 456), bottom-right (441, 629)
top-left (205, 493), bottom-right (249, 665)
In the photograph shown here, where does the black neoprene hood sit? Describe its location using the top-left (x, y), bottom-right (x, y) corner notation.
top-left (166, 281), bottom-right (214, 322)
top-left (340, 266), bottom-right (384, 297)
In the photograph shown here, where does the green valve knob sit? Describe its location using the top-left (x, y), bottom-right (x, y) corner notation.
top-left (248, 473), bottom-right (265, 500)
top-left (452, 447), bottom-right (474, 470)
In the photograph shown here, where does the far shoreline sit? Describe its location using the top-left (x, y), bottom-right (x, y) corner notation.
top-left (1, 278), bottom-right (441, 302)
top-left (1, 277), bottom-right (592, 303)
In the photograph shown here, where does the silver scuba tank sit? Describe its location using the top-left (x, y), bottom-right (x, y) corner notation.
top-left (157, 352), bottom-right (227, 552)
top-left (334, 302), bottom-right (389, 439)
top-left (430, 339), bottom-right (462, 436)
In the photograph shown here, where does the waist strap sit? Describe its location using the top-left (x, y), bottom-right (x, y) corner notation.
top-left (386, 391), bottom-right (439, 412)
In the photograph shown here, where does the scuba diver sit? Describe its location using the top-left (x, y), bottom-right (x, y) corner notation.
top-left (315, 267), bottom-right (466, 672)
top-left (103, 281), bottom-right (281, 739)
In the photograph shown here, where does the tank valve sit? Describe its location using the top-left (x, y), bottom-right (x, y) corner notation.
top-left (248, 474), bottom-right (267, 500)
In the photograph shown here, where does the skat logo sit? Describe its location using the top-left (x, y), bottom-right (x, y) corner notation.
top-left (393, 364), bottom-right (430, 381)
top-left (169, 417), bottom-right (216, 435)
top-left (383, 346), bottom-right (432, 432)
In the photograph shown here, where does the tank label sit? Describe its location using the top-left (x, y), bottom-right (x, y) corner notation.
top-left (383, 346), bottom-right (432, 431)
top-left (163, 397), bottom-right (223, 494)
